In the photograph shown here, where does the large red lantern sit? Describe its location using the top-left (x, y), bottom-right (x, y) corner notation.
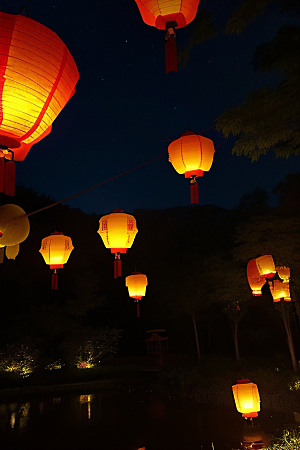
top-left (0, 11), bottom-right (79, 195)
top-left (247, 259), bottom-right (266, 296)
top-left (125, 271), bottom-right (148, 317)
top-left (268, 279), bottom-right (291, 302)
top-left (232, 379), bottom-right (261, 419)
top-left (134, 0), bottom-right (200, 73)
top-left (97, 209), bottom-right (138, 278)
top-left (255, 255), bottom-right (276, 279)
top-left (168, 130), bottom-right (215, 203)
top-left (39, 231), bottom-right (74, 289)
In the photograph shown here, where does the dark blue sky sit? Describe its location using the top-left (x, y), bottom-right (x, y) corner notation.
top-left (2, 0), bottom-right (299, 215)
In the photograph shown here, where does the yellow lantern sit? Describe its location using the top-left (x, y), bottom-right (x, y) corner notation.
top-left (125, 271), bottom-right (148, 317)
top-left (97, 209), bottom-right (138, 278)
top-left (255, 255), bottom-right (276, 279)
top-left (276, 266), bottom-right (290, 282)
top-left (39, 231), bottom-right (74, 289)
top-left (232, 379), bottom-right (260, 419)
top-left (0, 204), bottom-right (30, 261)
top-left (268, 279), bottom-right (291, 302)
top-left (247, 259), bottom-right (266, 296)
top-left (168, 131), bottom-right (215, 203)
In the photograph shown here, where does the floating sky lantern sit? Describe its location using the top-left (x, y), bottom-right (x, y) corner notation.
top-left (268, 279), bottom-right (291, 302)
top-left (232, 379), bottom-right (261, 419)
top-left (255, 255), bottom-right (276, 279)
top-left (168, 130), bottom-right (215, 203)
top-left (0, 11), bottom-right (79, 196)
top-left (0, 204), bottom-right (30, 261)
top-left (39, 231), bottom-right (74, 289)
top-left (247, 259), bottom-right (266, 296)
top-left (134, 0), bottom-right (200, 73)
top-left (276, 266), bottom-right (290, 282)
top-left (98, 209), bottom-right (138, 278)
top-left (125, 271), bottom-right (148, 317)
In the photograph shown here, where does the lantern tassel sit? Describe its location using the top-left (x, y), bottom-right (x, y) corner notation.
top-left (114, 254), bottom-right (122, 278)
top-left (136, 300), bottom-right (140, 318)
top-left (4, 160), bottom-right (15, 196)
top-left (165, 25), bottom-right (177, 74)
top-left (190, 178), bottom-right (199, 204)
top-left (0, 158), bottom-right (4, 192)
top-left (51, 269), bottom-right (58, 289)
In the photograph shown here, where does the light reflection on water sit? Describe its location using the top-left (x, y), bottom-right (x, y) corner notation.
top-left (0, 389), bottom-right (290, 450)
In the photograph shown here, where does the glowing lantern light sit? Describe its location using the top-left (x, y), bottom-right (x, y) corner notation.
top-left (0, 204), bottom-right (30, 261)
top-left (97, 209), bottom-right (138, 278)
top-left (39, 232), bottom-right (74, 289)
top-left (247, 259), bottom-right (266, 296)
top-left (276, 266), bottom-right (290, 282)
top-left (0, 11), bottom-right (79, 196)
top-left (125, 271), bottom-right (148, 317)
top-left (268, 279), bottom-right (291, 302)
top-left (134, 0), bottom-right (200, 73)
top-left (232, 379), bottom-right (261, 419)
top-left (255, 255), bottom-right (276, 279)
top-left (168, 130), bottom-right (215, 203)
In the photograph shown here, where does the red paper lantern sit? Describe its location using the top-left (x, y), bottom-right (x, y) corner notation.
top-left (125, 271), bottom-right (148, 317)
top-left (247, 259), bottom-right (266, 296)
top-left (168, 130), bottom-right (215, 203)
top-left (0, 11), bottom-right (79, 195)
top-left (134, 0), bottom-right (200, 73)
top-left (97, 209), bottom-right (138, 278)
top-left (232, 379), bottom-right (261, 419)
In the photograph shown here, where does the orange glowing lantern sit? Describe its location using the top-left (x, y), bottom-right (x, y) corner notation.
top-left (255, 255), bottom-right (276, 279)
top-left (247, 259), bottom-right (266, 296)
top-left (134, 0), bottom-right (200, 73)
top-left (276, 266), bottom-right (290, 282)
top-left (0, 11), bottom-right (79, 196)
top-left (0, 203), bottom-right (30, 261)
top-left (125, 271), bottom-right (148, 317)
top-left (39, 232), bottom-right (74, 289)
top-left (232, 379), bottom-right (261, 419)
top-left (268, 279), bottom-right (291, 302)
top-left (97, 209), bottom-right (138, 278)
top-left (168, 130), bottom-right (215, 203)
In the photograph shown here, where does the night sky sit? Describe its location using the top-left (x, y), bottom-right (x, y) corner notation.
top-left (1, 0), bottom-right (299, 216)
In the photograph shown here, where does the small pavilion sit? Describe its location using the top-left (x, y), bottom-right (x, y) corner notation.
top-left (145, 329), bottom-right (168, 357)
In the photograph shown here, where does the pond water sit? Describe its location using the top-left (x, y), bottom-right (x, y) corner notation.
top-left (0, 388), bottom-right (290, 450)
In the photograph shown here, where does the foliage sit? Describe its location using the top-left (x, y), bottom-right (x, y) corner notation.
top-left (0, 343), bottom-right (39, 377)
top-left (264, 426), bottom-right (300, 449)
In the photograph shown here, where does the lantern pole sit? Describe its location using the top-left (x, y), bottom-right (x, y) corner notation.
top-left (275, 302), bottom-right (298, 372)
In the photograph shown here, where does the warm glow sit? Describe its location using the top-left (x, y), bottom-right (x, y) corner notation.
top-left (98, 210), bottom-right (138, 251)
top-left (268, 280), bottom-right (291, 302)
top-left (168, 131), bottom-right (215, 176)
top-left (247, 259), bottom-right (266, 296)
top-left (126, 272), bottom-right (148, 299)
top-left (0, 12), bottom-right (79, 160)
top-left (0, 204), bottom-right (30, 259)
top-left (134, 0), bottom-right (200, 29)
top-left (255, 255), bottom-right (276, 278)
top-left (39, 232), bottom-right (74, 268)
top-left (232, 379), bottom-right (260, 418)
top-left (276, 266), bottom-right (290, 282)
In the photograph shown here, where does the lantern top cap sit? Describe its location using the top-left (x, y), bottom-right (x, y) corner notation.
top-left (181, 131), bottom-right (196, 137)
top-left (111, 208), bottom-right (124, 213)
top-left (50, 231), bottom-right (63, 236)
top-left (131, 271), bottom-right (141, 275)
top-left (236, 379), bottom-right (252, 384)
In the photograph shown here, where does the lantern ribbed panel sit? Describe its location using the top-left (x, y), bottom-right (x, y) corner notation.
top-left (98, 212), bottom-right (138, 250)
top-left (126, 273), bottom-right (148, 299)
top-left (232, 380), bottom-right (260, 417)
top-left (39, 232), bottom-right (74, 266)
top-left (134, 0), bottom-right (200, 29)
top-left (268, 279), bottom-right (291, 302)
top-left (0, 204), bottom-right (29, 246)
top-left (276, 266), bottom-right (290, 282)
top-left (255, 255), bottom-right (276, 278)
top-left (0, 12), bottom-right (79, 160)
top-left (247, 259), bottom-right (266, 296)
top-left (168, 132), bottom-right (215, 175)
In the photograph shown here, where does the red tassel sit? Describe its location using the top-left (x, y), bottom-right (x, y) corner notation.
top-left (165, 36), bottom-right (177, 74)
top-left (190, 181), bottom-right (199, 204)
top-left (0, 158), bottom-right (4, 192)
top-left (114, 260), bottom-right (118, 279)
top-left (117, 259), bottom-right (122, 277)
top-left (4, 160), bottom-right (15, 196)
top-left (136, 301), bottom-right (140, 318)
top-left (51, 270), bottom-right (58, 289)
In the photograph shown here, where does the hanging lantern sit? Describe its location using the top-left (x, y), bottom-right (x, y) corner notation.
top-left (125, 271), bottom-right (148, 317)
top-left (0, 11), bottom-right (79, 196)
top-left (255, 255), bottom-right (276, 279)
top-left (168, 130), bottom-right (215, 203)
top-left (232, 379), bottom-right (261, 419)
top-left (247, 259), bottom-right (266, 296)
top-left (0, 203), bottom-right (30, 262)
top-left (134, 0), bottom-right (200, 73)
top-left (97, 209), bottom-right (138, 278)
top-left (276, 266), bottom-right (290, 282)
top-left (268, 279), bottom-right (291, 302)
top-left (39, 232), bottom-right (74, 289)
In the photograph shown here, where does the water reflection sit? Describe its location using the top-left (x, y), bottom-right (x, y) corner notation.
top-left (79, 394), bottom-right (93, 419)
top-left (7, 401), bottom-right (30, 433)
